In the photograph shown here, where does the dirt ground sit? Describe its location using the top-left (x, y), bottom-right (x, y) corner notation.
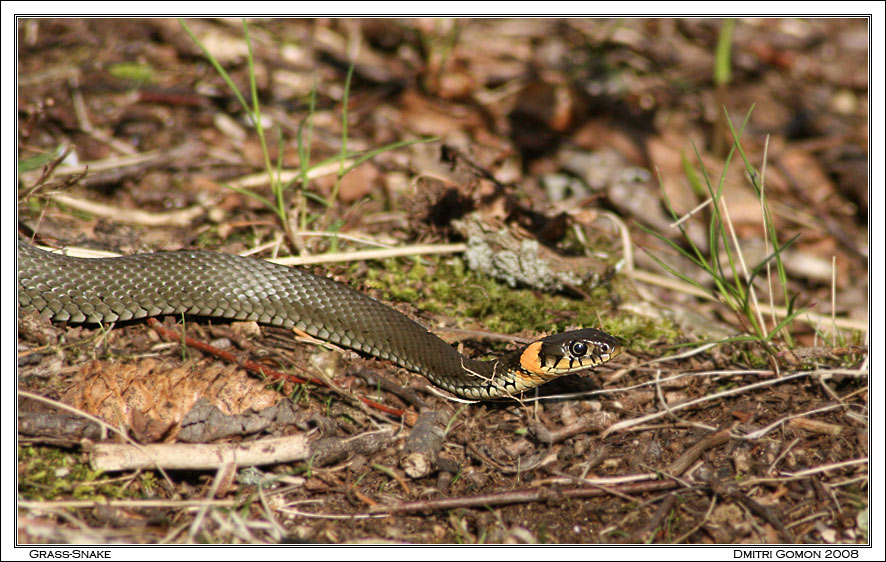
top-left (16, 18), bottom-right (869, 545)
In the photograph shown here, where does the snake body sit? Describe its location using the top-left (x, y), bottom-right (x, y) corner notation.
top-left (17, 240), bottom-right (619, 399)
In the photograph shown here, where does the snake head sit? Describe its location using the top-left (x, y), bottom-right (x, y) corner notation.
top-left (519, 328), bottom-right (622, 377)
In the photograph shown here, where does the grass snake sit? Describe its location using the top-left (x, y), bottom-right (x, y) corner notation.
top-left (17, 240), bottom-right (620, 399)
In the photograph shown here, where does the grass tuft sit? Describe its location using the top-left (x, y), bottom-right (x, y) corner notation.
top-left (638, 107), bottom-right (807, 349)
top-left (179, 19), bottom-right (434, 253)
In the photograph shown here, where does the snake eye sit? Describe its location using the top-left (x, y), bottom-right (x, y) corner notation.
top-left (570, 341), bottom-right (588, 356)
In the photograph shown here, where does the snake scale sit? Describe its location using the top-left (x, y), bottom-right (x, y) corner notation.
top-left (17, 240), bottom-right (620, 399)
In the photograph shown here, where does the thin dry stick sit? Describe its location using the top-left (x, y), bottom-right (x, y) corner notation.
top-left (760, 135), bottom-right (780, 334)
top-left (18, 499), bottom-right (236, 509)
top-left (603, 210), bottom-right (635, 273)
top-left (256, 482), bottom-right (287, 540)
top-left (158, 521), bottom-right (191, 545)
top-left (633, 493), bottom-right (678, 542)
top-left (670, 196), bottom-right (713, 228)
top-left (527, 366), bottom-right (773, 406)
top-left (189, 462), bottom-right (233, 542)
top-left (826, 475), bottom-right (869, 489)
top-left (241, 230), bottom-right (398, 257)
top-left (781, 457), bottom-right (868, 479)
top-left (270, 242), bottom-right (467, 266)
top-left (277, 507), bottom-right (386, 520)
top-left (818, 376), bottom-right (844, 404)
top-left (502, 472), bottom-right (661, 489)
top-left (785, 511), bottom-right (830, 531)
top-left (50, 193), bottom-right (204, 227)
top-left (741, 403), bottom-right (847, 440)
top-left (668, 428), bottom-right (732, 476)
top-left (208, 509), bottom-right (256, 543)
top-left (602, 370), bottom-right (830, 438)
top-left (627, 268), bottom-right (867, 332)
top-left (225, 160), bottom-right (352, 191)
top-left (21, 149), bottom-right (165, 185)
top-left (654, 368), bottom-right (716, 433)
top-left (239, 232), bottom-right (287, 257)
top-left (367, 479), bottom-right (680, 514)
top-left (831, 256), bottom-right (838, 345)
top-left (27, 505), bottom-right (97, 535)
top-left (672, 494), bottom-right (718, 544)
top-left (767, 437), bottom-right (800, 475)
top-left (69, 74), bottom-right (136, 156)
top-left (39, 241), bottom-right (467, 269)
top-left (601, 210), bottom-right (657, 302)
top-left (17, 389), bottom-right (110, 441)
top-left (605, 342), bottom-right (720, 384)
top-left (720, 193), bottom-right (768, 336)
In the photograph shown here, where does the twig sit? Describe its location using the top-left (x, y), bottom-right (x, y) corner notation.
top-left (19, 498), bottom-right (236, 509)
top-left (603, 367), bottom-right (867, 439)
top-left (531, 472), bottom-right (662, 488)
top-left (50, 193), bottom-right (205, 227)
top-left (781, 457), bottom-right (868, 479)
top-left (633, 493), bottom-right (678, 542)
top-left (91, 427), bottom-right (396, 472)
top-left (672, 494), bottom-right (718, 544)
top-left (531, 413), bottom-right (617, 444)
top-left (146, 318), bottom-right (405, 418)
top-left (20, 146), bottom-right (183, 186)
top-left (627, 268), bottom-right (868, 332)
top-left (92, 435), bottom-right (310, 472)
top-left (371, 464), bottom-right (411, 496)
top-left (720, 194), bottom-right (768, 336)
top-left (17, 390), bottom-right (174, 487)
top-left (668, 427), bottom-right (732, 476)
top-left (69, 74), bottom-right (137, 156)
top-left (368, 479), bottom-right (680, 514)
top-left (240, 230), bottom-right (398, 257)
top-left (225, 161), bottom-right (353, 191)
top-left (28, 241), bottom-right (465, 268)
top-left (466, 442), bottom-right (553, 474)
top-left (277, 507), bottom-right (387, 520)
top-left (741, 403), bottom-right (846, 440)
top-left (189, 461), bottom-right (234, 541)
top-left (767, 437), bottom-right (800, 475)
top-left (653, 368), bottom-right (715, 432)
top-left (256, 482), bottom-right (287, 541)
top-left (670, 197), bottom-right (713, 227)
top-left (522, 367), bottom-right (771, 405)
top-left (269, 243), bottom-right (467, 266)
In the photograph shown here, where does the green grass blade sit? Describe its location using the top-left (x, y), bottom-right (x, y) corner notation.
top-left (223, 183), bottom-right (276, 210)
top-left (178, 20), bottom-right (250, 115)
top-left (341, 137), bottom-right (438, 175)
top-left (714, 19), bottom-right (735, 87)
top-left (763, 306), bottom-right (809, 343)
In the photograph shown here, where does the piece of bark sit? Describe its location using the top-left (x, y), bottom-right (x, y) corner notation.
top-left (400, 409), bottom-right (449, 478)
top-left (18, 412), bottom-right (105, 441)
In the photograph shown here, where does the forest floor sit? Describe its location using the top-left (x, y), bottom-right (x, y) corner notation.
top-left (16, 18), bottom-right (869, 545)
